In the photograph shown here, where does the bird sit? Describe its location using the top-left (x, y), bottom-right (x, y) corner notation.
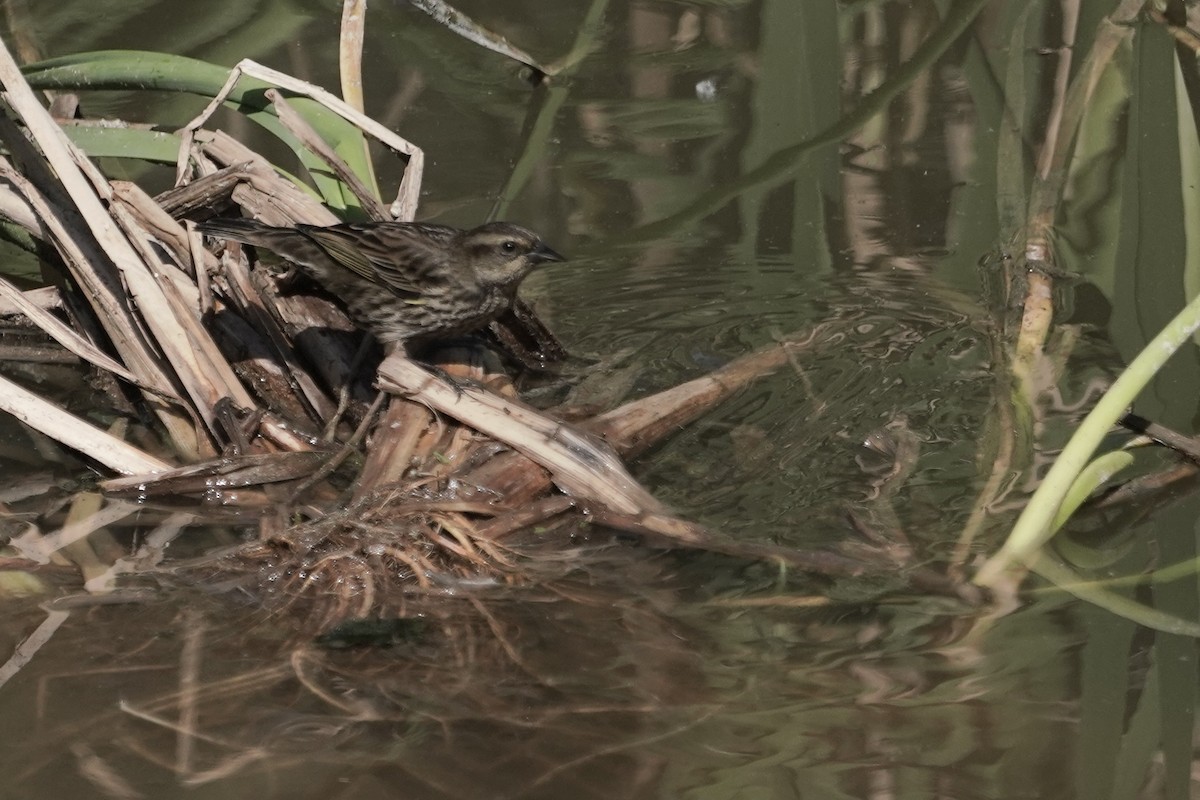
top-left (197, 218), bottom-right (565, 348)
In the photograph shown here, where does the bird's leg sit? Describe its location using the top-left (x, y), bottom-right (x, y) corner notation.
top-left (212, 397), bottom-right (265, 456)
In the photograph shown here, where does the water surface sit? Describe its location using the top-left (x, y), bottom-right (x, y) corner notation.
top-left (1, 1), bottom-right (1197, 798)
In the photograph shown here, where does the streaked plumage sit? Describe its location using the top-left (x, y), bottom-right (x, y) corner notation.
top-left (198, 218), bottom-right (564, 347)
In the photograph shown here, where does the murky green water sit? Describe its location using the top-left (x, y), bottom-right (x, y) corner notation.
top-left (2, 1), bottom-right (1199, 798)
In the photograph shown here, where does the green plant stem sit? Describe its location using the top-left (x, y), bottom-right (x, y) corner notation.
top-left (976, 288), bottom-right (1200, 588)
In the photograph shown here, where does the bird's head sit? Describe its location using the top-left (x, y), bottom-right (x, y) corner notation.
top-left (460, 222), bottom-right (564, 287)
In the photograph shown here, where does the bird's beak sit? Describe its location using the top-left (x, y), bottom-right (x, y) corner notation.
top-left (530, 242), bottom-right (566, 264)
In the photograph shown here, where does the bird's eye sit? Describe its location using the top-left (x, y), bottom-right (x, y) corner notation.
top-left (500, 241), bottom-right (518, 254)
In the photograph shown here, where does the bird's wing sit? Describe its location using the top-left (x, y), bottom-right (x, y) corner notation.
top-left (299, 223), bottom-right (458, 299)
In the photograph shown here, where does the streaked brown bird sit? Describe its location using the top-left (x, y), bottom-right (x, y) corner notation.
top-left (198, 218), bottom-right (565, 348)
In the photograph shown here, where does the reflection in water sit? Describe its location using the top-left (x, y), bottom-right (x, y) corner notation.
top-left (0, 0), bottom-right (1195, 797)
top-left (0, 563), bottom-right (1080, 800)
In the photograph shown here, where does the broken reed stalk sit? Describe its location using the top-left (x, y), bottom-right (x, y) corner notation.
top-left (967, 0), bottom-right (1146, 592)
top-left (0, 45), bottom-right (243, 458)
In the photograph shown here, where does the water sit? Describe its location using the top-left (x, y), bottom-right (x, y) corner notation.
top-left (1, 1), bottom-right (1198, 797)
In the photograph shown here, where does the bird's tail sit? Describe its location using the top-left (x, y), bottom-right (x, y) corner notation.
top-left (198, 218), bottom-right (346, 285)
top-left (196, 218), bottom-right (278, 246)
